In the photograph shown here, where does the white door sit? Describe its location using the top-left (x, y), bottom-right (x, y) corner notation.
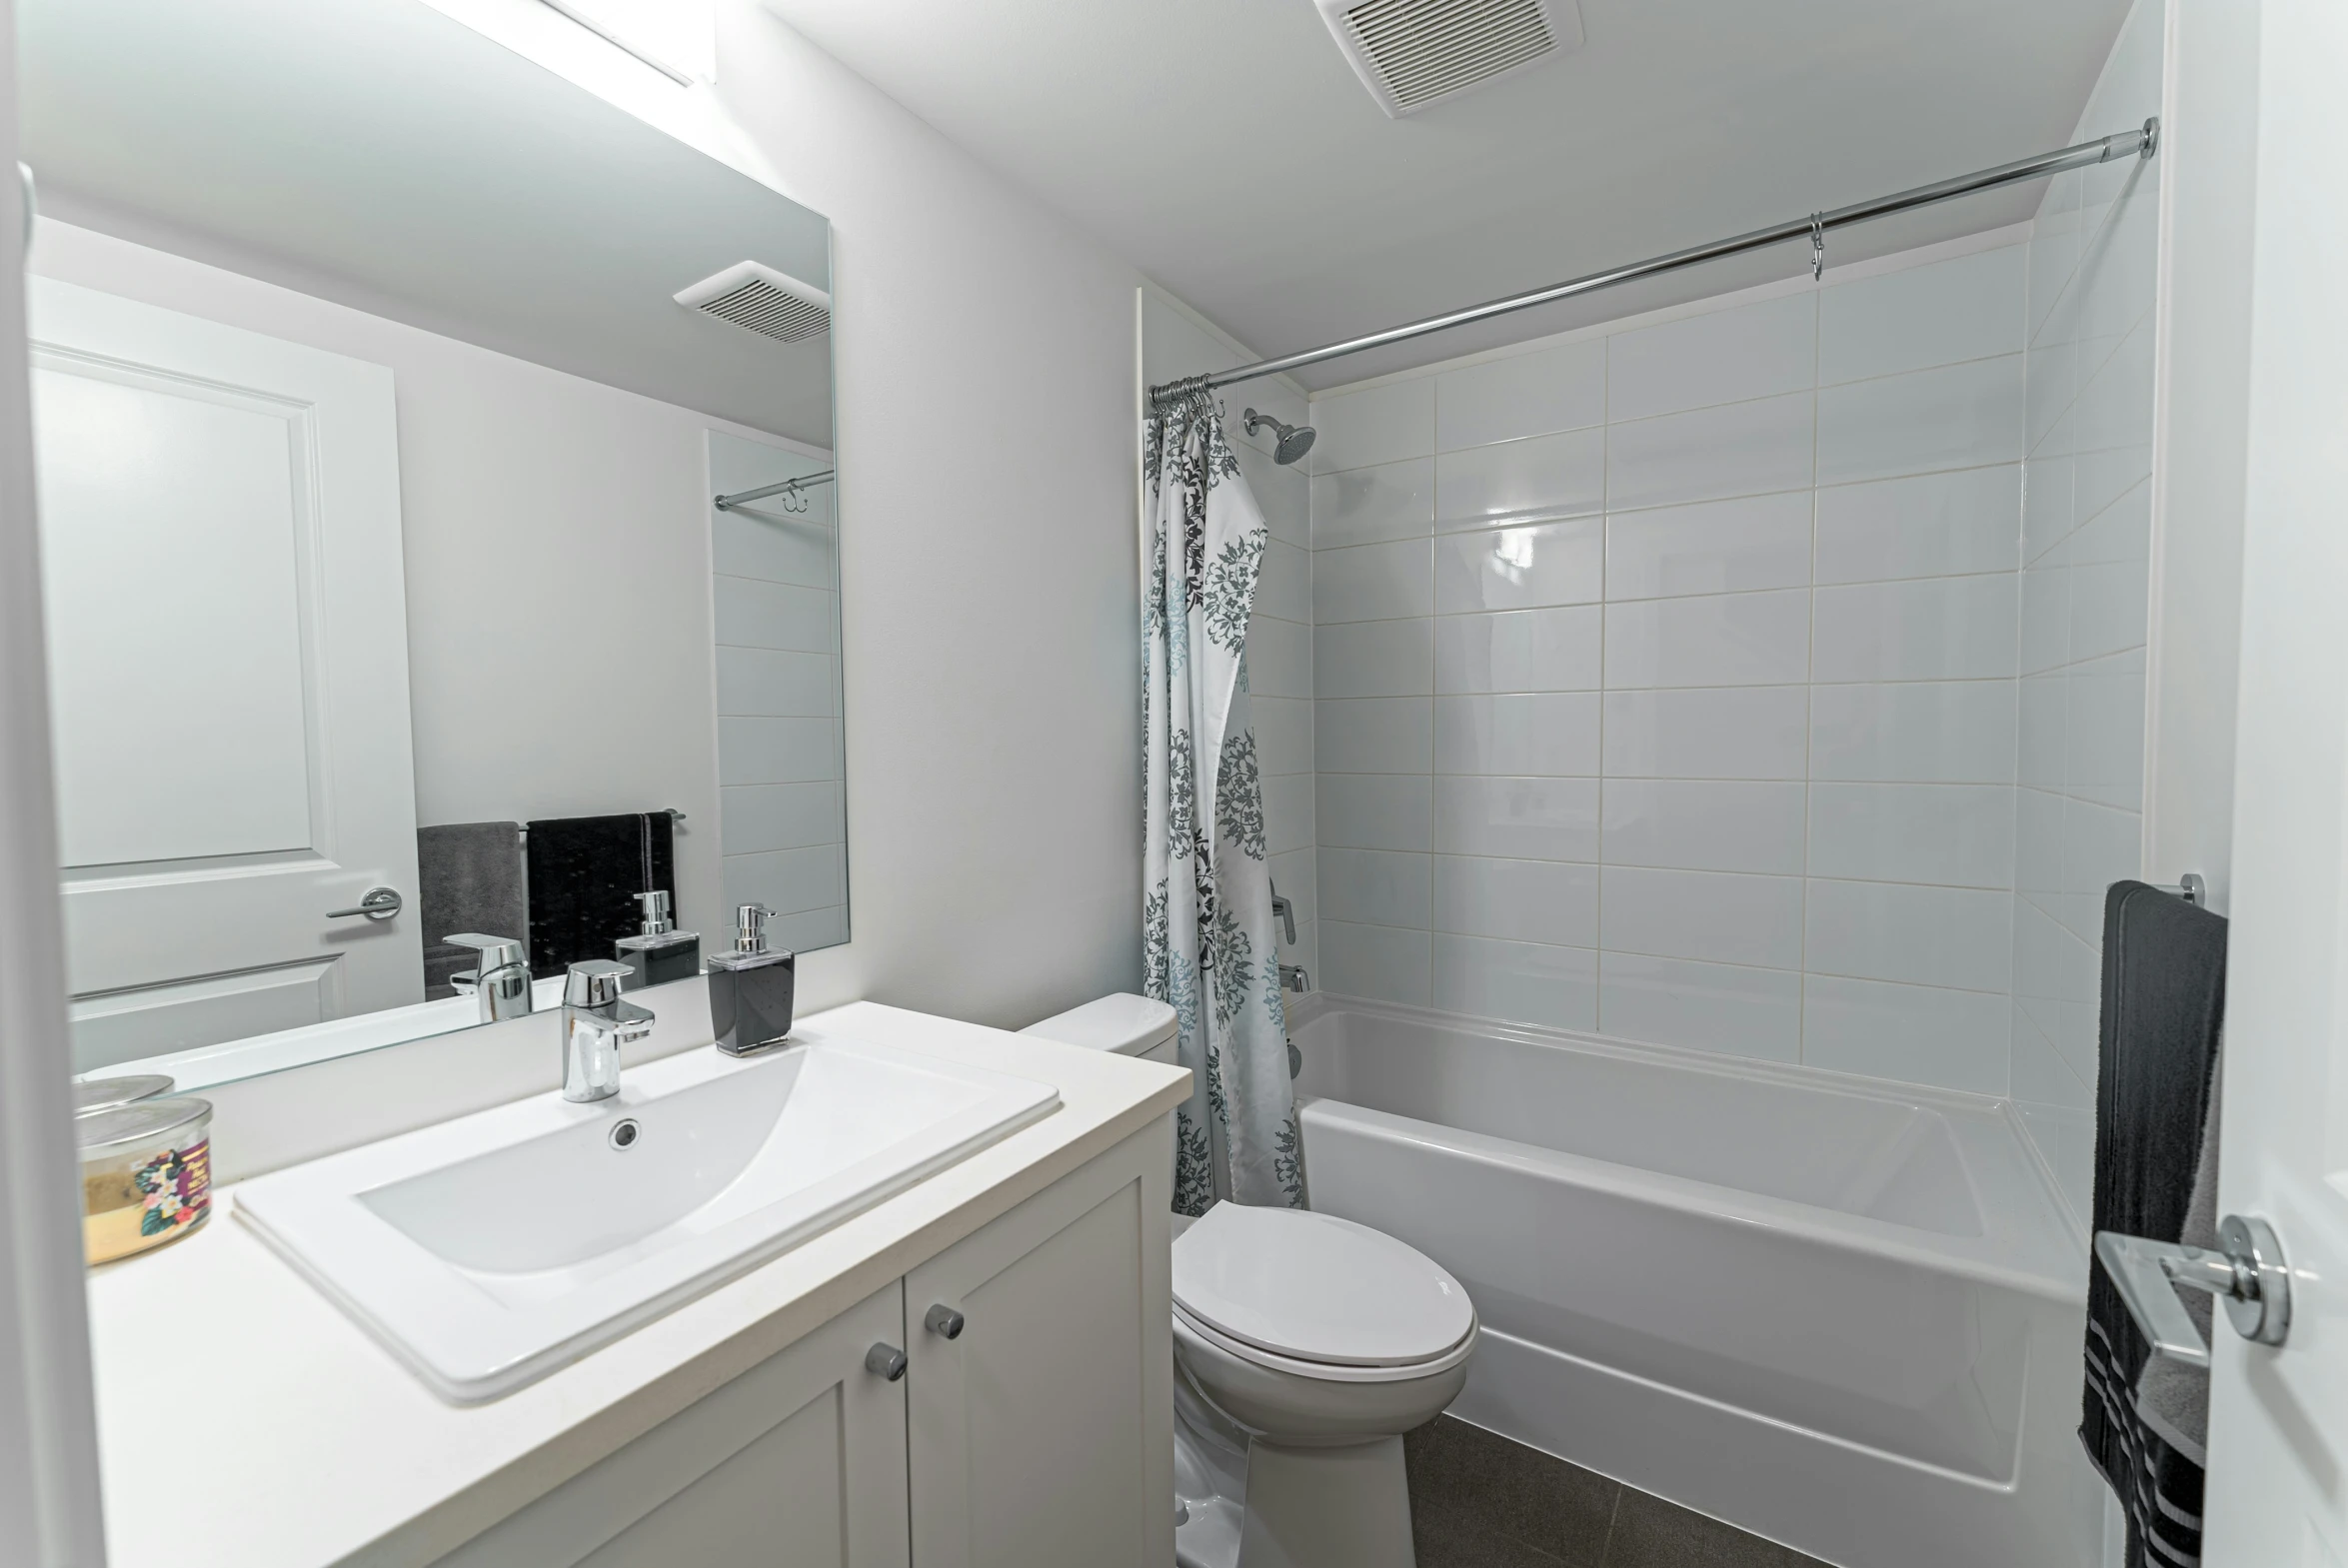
top-left (2200, 2), bottom-right (2348, 1560)
top-left (432, 1282), bottom-right (910, 1568)
top-left (28, 278), bottom-right (421, 1068)
top-left (905, 1134), bottom-right (1174, 1568)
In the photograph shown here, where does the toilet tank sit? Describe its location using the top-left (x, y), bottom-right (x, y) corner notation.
top-left (1022, 993), bottom-right (1178, 1065)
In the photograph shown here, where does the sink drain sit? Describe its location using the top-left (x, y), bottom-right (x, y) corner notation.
top-left (609, 1118), bottom-right (642, 1150)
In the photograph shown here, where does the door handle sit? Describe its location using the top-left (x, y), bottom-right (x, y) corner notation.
top-left (2094, 1213), bottom-right (2291, 1368)
top-left (326, 885), bottom-right (404, 921)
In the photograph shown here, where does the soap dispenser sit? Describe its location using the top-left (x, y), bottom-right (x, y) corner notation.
top-left (707, 903), bottom-right (795, 1056)
top-left (614, 889), bottom-right (699, 991)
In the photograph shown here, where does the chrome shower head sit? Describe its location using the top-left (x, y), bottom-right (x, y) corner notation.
top-left (1243, 408), bottom-right (1316, 466)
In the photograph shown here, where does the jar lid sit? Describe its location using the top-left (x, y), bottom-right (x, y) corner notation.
top-left (73, 1074), bottom-right (175, 1115)
top-left (77, 1096), bottom-right (211, 1159)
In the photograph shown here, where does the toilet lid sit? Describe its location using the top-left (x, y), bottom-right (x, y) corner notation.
top-left (1172, 1204), bottom-right (1474, 1368)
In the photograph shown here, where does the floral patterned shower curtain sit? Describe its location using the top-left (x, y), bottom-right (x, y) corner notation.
top-left (1142, 391), bottom-right (1302, 1213)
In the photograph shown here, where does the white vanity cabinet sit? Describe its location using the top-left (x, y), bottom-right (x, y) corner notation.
top-left (435, 1282), bottom-right (912, 1568)
top-left (906, 1124), bottom-right (1174, 1568)
top-left (431, 1124), bottom-right (1174, 1568)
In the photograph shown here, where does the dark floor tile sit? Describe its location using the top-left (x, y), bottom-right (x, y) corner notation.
top-left (1600, 1485), bottom-right (1828, 1568)
top-left (1412, 1494), bottom-right (1572, 1568)
top-left (1405, 1416), bottom-right (1620, 1568)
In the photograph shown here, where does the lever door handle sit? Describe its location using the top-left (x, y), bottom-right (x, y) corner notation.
top-left (326, 886), bottom-right (404, 921)
top-left (2094, 1213), bottom-right (2291, 1367)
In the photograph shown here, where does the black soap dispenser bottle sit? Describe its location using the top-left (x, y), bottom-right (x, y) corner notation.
top-left (614, 889), bottom-right (700, 990)
top-left (708, 903), bottom-right (795, 1056)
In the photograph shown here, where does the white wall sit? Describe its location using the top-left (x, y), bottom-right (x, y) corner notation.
top-left (1138, 287), bottom-right (1317, 987)
top-left (24, 217), bottom-right (802, 948)
top-left (702, 2), bottom-right (1147, 1027)
top-left (2144, 0), bottom-right (2255, 911)
top-left (2009, 0), bottom-right (2167, 1224)
top-left (1303, 236), bottom-right (2034, 1094)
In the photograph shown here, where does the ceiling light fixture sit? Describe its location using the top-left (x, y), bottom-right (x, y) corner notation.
top-left (531, 0), bottom-right (693, 86)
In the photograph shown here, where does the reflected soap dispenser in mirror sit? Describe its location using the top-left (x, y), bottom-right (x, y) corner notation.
top-left (614, 890), bottom-right (699, 991)
top-left (708, 903), bottom-right (795, 1056)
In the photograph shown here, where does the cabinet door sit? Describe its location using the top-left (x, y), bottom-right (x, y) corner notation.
top-left (436, 1283), bottom-right (910, 1568)
top-left (906, 1126), bottom-right (1174, 1568)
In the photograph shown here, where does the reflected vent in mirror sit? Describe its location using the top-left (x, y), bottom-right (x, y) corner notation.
top-left (674, 261), bottom-right (831, 343)
top-left (1317, 0), bottom-right (1583, 117)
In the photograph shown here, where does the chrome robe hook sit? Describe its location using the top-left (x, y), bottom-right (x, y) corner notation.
top-left (1810, 213), bottom-right (1825, 281)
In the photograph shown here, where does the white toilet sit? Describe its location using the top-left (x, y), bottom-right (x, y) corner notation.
top-left (1023, 994), bottom-right (1478, 1568)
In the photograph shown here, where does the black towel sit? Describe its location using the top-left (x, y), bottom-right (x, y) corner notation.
top-left (416, 821), bottom-right (527, 998)
top-left (2081, 879), bottom-right (2227, 1568)
top-left (524, 812), bottom-right (676, 979)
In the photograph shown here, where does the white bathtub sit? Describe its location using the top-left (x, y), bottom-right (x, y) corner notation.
top-left (1289, 994), bottom-right (2100, 1568)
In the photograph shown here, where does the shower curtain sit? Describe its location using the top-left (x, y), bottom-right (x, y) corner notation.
top-left (1142, 392), bottom-right (1303, 1213)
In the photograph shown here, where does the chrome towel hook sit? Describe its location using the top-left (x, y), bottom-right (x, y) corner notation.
top-left (1810, 212), bottom-right (1825, 281)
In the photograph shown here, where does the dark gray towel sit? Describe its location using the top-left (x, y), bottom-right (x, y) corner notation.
top-left (524, 811), bottom-right (676, 978)
top-left (416, 821), bottom-right (527, 999)
top-left (2082, 879), bottom-right (2226, 1568)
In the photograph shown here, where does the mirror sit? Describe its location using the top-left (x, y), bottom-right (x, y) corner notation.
top-left (22, 0), bottom-right (847, 1088)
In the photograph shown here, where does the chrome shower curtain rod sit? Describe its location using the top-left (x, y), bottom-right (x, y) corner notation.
top-left (1149, 118), bottom-right (2159, 407)
top-left (714, 470), bottom-right (836, 511)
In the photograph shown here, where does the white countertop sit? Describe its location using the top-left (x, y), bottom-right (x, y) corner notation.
top-left (84, 1002), bottom-right (1190, 1568)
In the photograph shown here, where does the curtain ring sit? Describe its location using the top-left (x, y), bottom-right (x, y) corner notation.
top-left (1810, 213), bottom-right (1825, 282)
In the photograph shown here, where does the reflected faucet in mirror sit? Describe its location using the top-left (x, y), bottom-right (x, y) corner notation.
top-left (561, 960), bottom-right (653, 1103)
top-left (444, 934), bottom-right (533, 1024)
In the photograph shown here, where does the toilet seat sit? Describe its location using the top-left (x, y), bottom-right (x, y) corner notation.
top-left (1172, 1204), bottom-right (1475, 1374)
top-left (1174, 1301), bottom-right (1476, 1384)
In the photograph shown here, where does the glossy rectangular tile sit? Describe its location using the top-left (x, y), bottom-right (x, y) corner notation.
top-left (1602, 686), bottom-right (1809, 780)
top-left (1599, 779), bottom-right (1807, 874)
top-left (1312, 458), bottom-right (1434, 550)
top-left (1432, 605), bottom-right (1602, 694)
top-left (1433, 517), bottom-right (1603, 614)
top-left (1604, 590), bottom-right (1812, 689)
top-left (1811, 466), bottom-right (2021, 585)
top-left (1433, 776), bottom-right (1601, 862)
top-left (1314, 618), bottom-right (1433, 699)
top-left (1433, 855), bottom-right (1600, 948)
top-left (1431, 933), bottom-right (1598, 1032)
top-left (1434, 692), bottom-right (1601, 777)
top-left (1435, 338), bottom-right (1605, 451)
top-left (1436, 427), bottom-right (1605, 532)
top-left (1606, 392), bottom-right (1815, 512)
top-left (1605, 491), bottom-right (1812, 602)
top-left (1597, 952), bottom-right (1802, 1061)
top-left (1606, 293), bottom-right (1815, 423)
top-left (1598, 865), bottom-right (1805, 969)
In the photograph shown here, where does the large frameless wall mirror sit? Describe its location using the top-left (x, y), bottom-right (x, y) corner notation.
top-left (22, 0), bottom-right (848, 1090)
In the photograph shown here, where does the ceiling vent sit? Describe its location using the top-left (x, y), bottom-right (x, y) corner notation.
top-left (1316, 0), bottom-right (1584, 117)
top-left (674, 261), bottom-right (831, 344)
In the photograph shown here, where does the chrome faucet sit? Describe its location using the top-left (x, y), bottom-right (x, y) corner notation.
top-left (446, 932), bottom-right (534, 1024)
top-left (561, 959), bottom-right (654, 1103)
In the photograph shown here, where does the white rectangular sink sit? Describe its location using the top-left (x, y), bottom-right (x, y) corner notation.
top-left (236, 1030), bottom-right (1059, 1402)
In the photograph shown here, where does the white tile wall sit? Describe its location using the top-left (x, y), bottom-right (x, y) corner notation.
top-left (2008, 0), bottom-right (2162, 1187)
top-left (1307, 236), bottom-right (2051, 1095)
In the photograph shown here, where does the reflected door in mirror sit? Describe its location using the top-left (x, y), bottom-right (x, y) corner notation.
top-left (32, 279), bottom-right (423, 1069)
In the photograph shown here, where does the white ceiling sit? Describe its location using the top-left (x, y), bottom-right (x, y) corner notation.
top-left (763, 0), bottom-right (2133, 388)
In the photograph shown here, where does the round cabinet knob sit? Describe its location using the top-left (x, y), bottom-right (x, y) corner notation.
top-left (865, 1342), bottom-right (908, 1382)
top-left (924, 1303), bottom-right (966, 1340)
